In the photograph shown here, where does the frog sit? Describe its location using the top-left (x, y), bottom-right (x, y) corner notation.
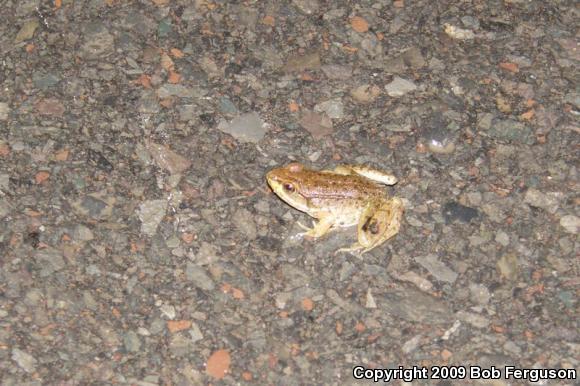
top-left (266, 162), bottom-right (404, 254)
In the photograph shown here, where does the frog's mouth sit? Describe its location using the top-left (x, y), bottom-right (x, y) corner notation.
top-left (265, 171), bottom-right (280, 191)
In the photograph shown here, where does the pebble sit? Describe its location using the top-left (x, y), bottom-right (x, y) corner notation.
top-left (384, 122), bottom-right (412, 132)
top-left (466, 191), bottom-right (483, 206)
top-left (401, 47), bottom-right (427, 69)
top-left (314, 99), bottom-right (344, 119)
top-left (80, 22), bottom-right (115, 59)
top-left (477, 112), bottom-right (494, 131)
top-left (497, 254), bottom-right (518, 281)
top-left (124, 330), bottom-right (142, 353)
top-left (284, 51), bottom-right (321, 73)
top-left (160, 304), bottom-right (176, 320)
top-left (145, 140), bottom-right (192, 175)
top-left (461, 16), bottom-right (480, 29)
top-left (218, 96), bottom-right (238, 115)
top-left (524, 188), bottom-right (561, 214)
top-left (87, 149), bottom-right (114, 173)
top-left (443, 23), bottom-right (475, 40)
top-left (200, 56), bottom-right (223, 78)
top-left (558, 237), bottom-right (574, 255)
top-left (414, 254), bottom-right (458, 283)
top-left (298, 111), bottom-right (334, 139)
top-left (195, 242), bottom-right (219, 265)
top-left (36, 98), bottom-right (65, 117)
top-left (11, 348), bottom-right (37, 373)
top-left (98, 324), bottom-right (121, 347)
top-left (557, 291), bottom-right (575, 309)
top-left (138, 91), bottom-right (161, 114)
top-left (456, 310), bottom-right (490, 329)
top-left (233, 208), bottom-right (258, 240)
top-left (217, 112), bottom-right (267, 143)
top-left (189, 322), bottom-right (204, 343)
top-left (33, 73), bottom-right (61, 91)
top-left (83, 291), bottom-right (98, 310)
top-left (385, 77), bottom-right (417, 97)
top-left (405, 215), bottom-right (423, 227)
top-left (350, 84), bottom-right (381, 104)
top-left (365, 288), bottom-right (377, 309)
top-left (337, 261), bottom-right (355, 281)
top-left (73, 224), bottom-right (94, 241)
top-left (275, 292), bottom-right (292, 309)
top-left (185, 262), bottom-right (215, 291)
top-left (0, 200), bottom-right (10, 219)
top-left (495, 230), bottom-right (510, 247)
top-left (24, 290), bottom-right (42, 307)
top-left (402, 334), bottom-right (422, 354)
top-left (178, 105), bottom-right (197, 122)
top-left (0, 173), bottom-right (9, 190)
top-left (34, 248), bottom-right (66, 277)
top-left (158, 18), bottom-right (172, 38)
top-left (441, 320), bottom-right (462, 341)
top-left (321, 64), bottom-right (352, 80)
top-left (481, 202), bottom-right (507, 223)
top-left (559, 215), bottom-right (579, 234)
top-left (169, 333), bottom-right (193, 357)
top-left (442, 201), bottom-right (479, 224)
top-left (86, 264), bottom-right (101, 276)
top-left (157, 84), bottom-right (205, 99)
top-left (0, 103), bottom-right (9, 121)
top-left (469, 283), bottom-right (491, 305)
top-left (138, 199), bottom-right (167, 236)
top-left (292, 0), bottom-right (319, 15)
top-left (378, 285), bottom-right (454, 324)
top-left (488, 119), bottom-right (534, 145)
top-left (14, 20), bottom-right (39, 43)
top-left (503, 341), bottom-right (522, 356)
top-left (394, 271), bottom-right (433, 292)
top-left (427, 138), bottom-right (456, 154)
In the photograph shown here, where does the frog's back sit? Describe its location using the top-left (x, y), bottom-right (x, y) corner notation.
top-left (297, 170), bottom-right (385, 200)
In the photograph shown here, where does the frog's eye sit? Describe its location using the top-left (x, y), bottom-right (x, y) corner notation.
top-left (283, 183), bottom-right (295, 192)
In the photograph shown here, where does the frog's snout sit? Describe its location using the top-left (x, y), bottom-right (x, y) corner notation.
top-left (266, 171), bottom-right (276, 184)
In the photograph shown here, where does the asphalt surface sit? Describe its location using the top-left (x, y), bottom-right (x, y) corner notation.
top-left (0, 1), bottom-right (578, 385)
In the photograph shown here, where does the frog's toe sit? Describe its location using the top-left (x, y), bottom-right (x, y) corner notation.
top-left (335, 242), bottom-right (366, 256)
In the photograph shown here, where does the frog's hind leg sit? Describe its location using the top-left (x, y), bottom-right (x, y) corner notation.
top-left (322, 165), bottom-right (353, 175)
top-left (333, 165), bottom-right (398, 186)
top-left (336, 198), bottom-right (404, 255)
top-left (318, 165), bottom-right (359, 176)
top-left (359, 198), bottom-right (403, 252)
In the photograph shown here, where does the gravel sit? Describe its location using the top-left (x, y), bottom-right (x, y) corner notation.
top-left (0, 0), bottom-right (577, 384)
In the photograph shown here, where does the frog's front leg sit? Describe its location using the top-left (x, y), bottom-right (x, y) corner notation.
top-left (337, 197), bottom-right (404, 255)
top-left (297, 214), bottom-right (335, 239)
top-left (332, 165), bottom-right (398, 186)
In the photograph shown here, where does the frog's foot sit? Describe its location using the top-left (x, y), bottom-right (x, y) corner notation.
top-left (332, 165), bottom-right (398, 186)
top-left (334, 242), bottom-right (365, 257)
top-left (295, 216), bottom-right (334, 239)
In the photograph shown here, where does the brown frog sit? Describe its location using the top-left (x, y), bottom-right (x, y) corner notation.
top-left (266, 163), bottom-right (404, 254)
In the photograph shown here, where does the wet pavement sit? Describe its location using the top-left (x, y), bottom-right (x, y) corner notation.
top-left (0, 0), bottom-right (578, 384)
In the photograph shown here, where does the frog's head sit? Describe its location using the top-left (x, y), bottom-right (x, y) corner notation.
top-left (266, 163), bottom-right (310, 212)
